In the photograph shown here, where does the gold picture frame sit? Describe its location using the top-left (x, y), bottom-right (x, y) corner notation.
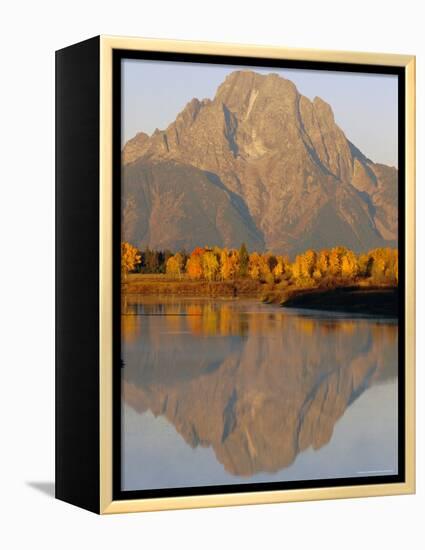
top-left (56, 35), bottom-right (415, 514)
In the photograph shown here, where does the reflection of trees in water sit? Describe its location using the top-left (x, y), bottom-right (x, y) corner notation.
top-left (122, 298), bottom-right (397, 477)
top-left (121, 298), bottom-right (389, 342)
top-left (122, 298), bottom-right (254, 339)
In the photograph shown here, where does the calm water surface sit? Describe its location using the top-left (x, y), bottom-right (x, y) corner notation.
top-left (121, 296), bottom-right (398, 491)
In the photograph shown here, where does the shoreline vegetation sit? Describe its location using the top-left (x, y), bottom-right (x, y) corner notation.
top-left (121, 242), bottom-right (398, 316)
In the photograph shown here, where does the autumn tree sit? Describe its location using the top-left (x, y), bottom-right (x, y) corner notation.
top-left (258, 254), bottom-right (273, 283)
top-left (186, 247), bottom-right (204, 280)
top-left (202, 251), bottom-right (219, 281)
top-left (273, 255), bottom-right (289, 282)
top-left (290, 250), bottom-right (316, 287)
top-left (316, 250), bottom-right (329, 278)
top-left (248, 252), bottom-right (262, 280)
top-left (371, 256), bottom-right (386, 282)
top-left (220, 249), bottom-right (239, 280)
top-left (341, 250), bottom-right (359, 280)
top-left (328, 247), bottom-right (342, 278)
top-left (291, 254), bottom-right (302, 283)
top-left (393, 250), bottom-right (398, 284)
top-left (186, 253), bottom-right (203, 280)
top-left (391, 250), bottom-right (399, 284)
top-left (166, 252), bottom-right (184, 279)
top-left (303, 250), bottom-right (317, 278)
top-left (267, 254), bottom-right (278, 274)
top-left (358, 253), bottom-right (372, 278)
top-left (121, 242), bottom-right (141, 279)
top-left (383, 248), bottom-right (398, 284)
top-left (368, 248), bottom-right (397, 284)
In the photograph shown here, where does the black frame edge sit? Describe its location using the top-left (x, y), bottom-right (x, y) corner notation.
top-left (55, 36), bottom-right (101, 513)
top-left (112, 49), bottom-right (406, 502)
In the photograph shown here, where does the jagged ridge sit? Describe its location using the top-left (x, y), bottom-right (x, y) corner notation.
top-left (122, 70), bottom-right (398, 255)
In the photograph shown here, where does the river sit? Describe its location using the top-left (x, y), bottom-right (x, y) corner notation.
top-left (121, 296), bottom-right (398, 491)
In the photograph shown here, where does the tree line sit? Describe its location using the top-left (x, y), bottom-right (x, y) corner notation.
top-left (121, 244), bottom-right (175, 275)
top-left (122, 242), bottom-right (398, 287)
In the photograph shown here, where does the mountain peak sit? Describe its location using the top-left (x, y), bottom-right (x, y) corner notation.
top-left (122, 131), bottom-right (149, 164)
top-left (175, 97), bottom-right (202, 126)
top-left (313, 95), bottom-right (335, 121)
top-left (215, 70), bottom-right (297, 109)
top-left (122, 70), bottom-right (398, 254)
top-left (220, 69), bottom-right (290, 87)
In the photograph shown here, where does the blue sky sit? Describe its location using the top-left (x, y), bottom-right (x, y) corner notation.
top-left (122, 59), bottom-right (398, 167)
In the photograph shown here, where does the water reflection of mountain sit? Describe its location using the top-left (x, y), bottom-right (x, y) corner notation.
top-left (122, 299), bottom-right (398, 477)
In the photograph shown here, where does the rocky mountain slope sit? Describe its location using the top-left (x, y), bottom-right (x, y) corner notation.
top-left (122, 70), bottom-right (398, 255)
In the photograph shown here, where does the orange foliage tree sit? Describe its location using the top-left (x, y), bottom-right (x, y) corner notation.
top-left (186, 248), bottom-right (204, 280)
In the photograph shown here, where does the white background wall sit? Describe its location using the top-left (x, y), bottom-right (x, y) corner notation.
top-left (1, 0), bottom-right (423, 547)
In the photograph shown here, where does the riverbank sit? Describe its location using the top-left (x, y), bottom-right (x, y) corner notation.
top-left (123, 275), bottom-right (398, 316)
top-left (122, 274), bottom-right (262, 297)
top-left (270, 286), bottom-right (398, 317)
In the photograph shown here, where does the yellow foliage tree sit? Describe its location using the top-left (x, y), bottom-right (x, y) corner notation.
top-left (166, 253), bottom-right (184, 278)
top-left (202, 251), bottom-right (219, 281)
top-left (384, 248), bottom-right (398, 284)
top-left (372, 257), bottom-right (386, 282)
top-left (220, 249), bottom-right (231, 280)
top-left (369, 248), bottom-right (397, 284)
top-left (291, 255), bottom-right (303, 282)
top-left (258, 254), bottom-right (272, 281)
top-left (291, 251), bottom-right (316, 287)
top-left (121, 242), bottom-right (141, 277)
top-left (392, 250), bottom-right (399, 284)
top-left (273, 256), bottom-right (286, 281)
top-left (341, 250), bottom-right (359, 280)
top-left (248, 252), bottom-right (262, 280)
top-left (302, 250), bottom-right (316, 278)
top-left (358, 253), bottom-right (372, 278)
top-left (328, 248), bottom-right (342, 277)
top-left (317, 250), bottom-right (330, 278)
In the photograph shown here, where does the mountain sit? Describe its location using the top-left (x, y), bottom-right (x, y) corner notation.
top-left (122, 160), bottom-right (264, 251)
top-left (122, 70), bottom-right (398, 255)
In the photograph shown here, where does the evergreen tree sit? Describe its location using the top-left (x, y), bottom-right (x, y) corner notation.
top-left (239, 243), bottom-right (249, 277)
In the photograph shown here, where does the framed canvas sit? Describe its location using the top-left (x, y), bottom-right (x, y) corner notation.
top-left (55, 36), bottom-right (415, 514)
